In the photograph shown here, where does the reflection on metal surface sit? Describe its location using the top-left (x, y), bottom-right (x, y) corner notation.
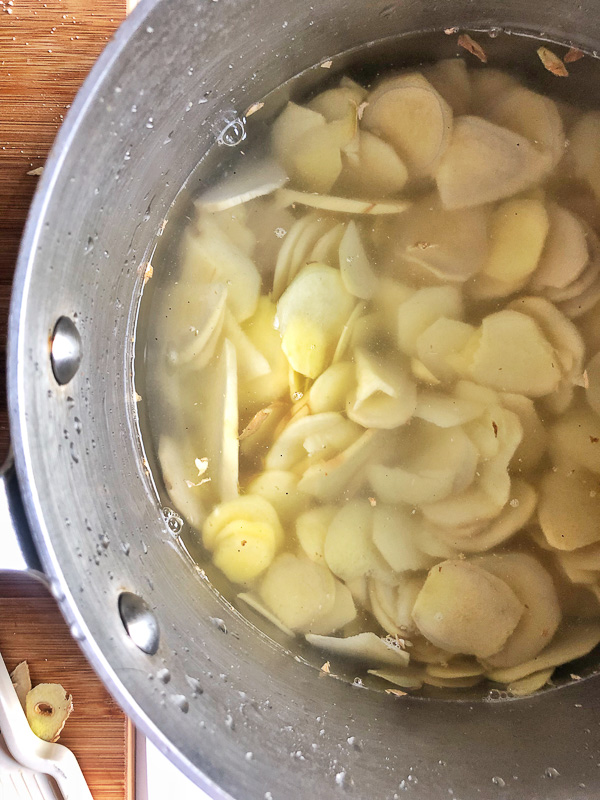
top-left (50, 317), bottom-right (82, 386)
top-left (118, 592), bottom-right (160, 655)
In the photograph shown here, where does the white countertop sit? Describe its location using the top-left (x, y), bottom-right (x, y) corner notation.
top-left (137, 733), bottom-right (212, 800)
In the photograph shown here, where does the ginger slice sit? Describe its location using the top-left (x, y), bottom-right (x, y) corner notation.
top-left (10, 661), bottom-right (31, 711)
top-left (25, 683), bottom-right (73, 742)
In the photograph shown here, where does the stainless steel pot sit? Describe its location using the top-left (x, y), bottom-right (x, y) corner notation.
top-left (6, 0), bottom-right (600, 797)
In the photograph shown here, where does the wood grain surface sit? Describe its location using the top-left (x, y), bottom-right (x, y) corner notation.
top-left (0, 0), bottom-right (127, 461)
top-left (0, 3), bottom-right (134, 797)
top-left (0, 574), bottom-right (134, 798)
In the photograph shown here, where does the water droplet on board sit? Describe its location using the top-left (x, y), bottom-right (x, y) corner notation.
top-left (492, 776), bottom-right (506, 787)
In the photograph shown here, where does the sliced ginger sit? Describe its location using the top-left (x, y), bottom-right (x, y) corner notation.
top-left (436, 116), bottom-right (548, 209)
top-left (362, 72), bottom-right (453, 179)
top-left (25, 683), bottom-right (73, 743)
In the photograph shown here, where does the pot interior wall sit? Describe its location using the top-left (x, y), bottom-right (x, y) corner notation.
top-left (10, 0), bottom-right (600, 797)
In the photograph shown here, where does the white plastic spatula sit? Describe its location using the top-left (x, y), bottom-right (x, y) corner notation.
top-left (0, 649), bottom-right (93, 800)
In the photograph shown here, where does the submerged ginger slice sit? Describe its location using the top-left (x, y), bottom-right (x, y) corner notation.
top-left (362, 72), bottom-right (453, 179)
top-left (412, 560), bottom-right (524, 658)
top-left (25, 683), bottom-right (73, 743)
top-left (436, 116), bottom-right (548, 209)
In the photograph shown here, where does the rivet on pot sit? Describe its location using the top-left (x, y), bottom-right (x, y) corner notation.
top-left (118, 591), bottom-right (160, 655)
top-left (50, 316), bottom-right (82, 385)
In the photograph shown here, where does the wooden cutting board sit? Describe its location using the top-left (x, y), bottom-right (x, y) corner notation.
top-left (0, 0), bottom-right (128, 461)
top-left (0, 2), bottom-right (133, 797)
top-left (0, 574), bottom-right (134, 799)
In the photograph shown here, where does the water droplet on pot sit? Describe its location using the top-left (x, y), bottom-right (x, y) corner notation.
top-left (157, 668), bottom-right (171, 684)
top-left (171, 694), bottom-right (189, 713)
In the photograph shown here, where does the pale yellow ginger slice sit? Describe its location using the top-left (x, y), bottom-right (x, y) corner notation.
top-left (164, 281), bottom-right (227, 368)
top-left (306, 631), bottom-right (410, 667)
top-left (538, 465), bottom-right (600, 550)
top-left (275, 188), bottom-right (410, 215)
top-left (437, 479), bottom-right (537, 553)
top-left (416, 318), bottom-right (476, 384)
top-left (484, 621), bottom-right (600, 684)
top-left (362, 72), bottom-right (453, 179)
top-left (420, 485), bottom-right (503, 529)
top-left (369, 580), bottom-right (405, 635)
top-left (480, 199), bottom-right (549, 284)
top-left (468, 272), bottom-right (525, 302)
top-left (276, 264), bottom-right (355, 378)
top-left (570, 111), bottom-right (600, 203)
top-left (477, 553), bottom-right (561, 669)
top-left (529, 204), bottom-right (589, 291)
top-left (25, 684), bottom-right (73, 743)
top-left (421, 58), bottom-right (471, 116)
top-left (324, 499), bottom-right (390, 583)
top-left (397, 286), bottom-right (463, 357)
top-left (414, 390), bottom-right (485, 428)
top-left (425, 657), bottom-right (484, 680)
top-left (549, 404), bottom-right (600, 475)
top-left (436, 116), bottom-right (548, 209)
top-left (333, 303), bottom-right (367, 363)
top-left (272, 215), bottom-right (320, 300)
top-left (338, 131), bottom-right (409, 197)
top-left (505, 667), bottom-right (554, 696)
top-left (338, 221), bottom-right (378, 299)
top-left (238, 592), bottom-right (295, 636)
top-left (307, 86), bottom-right (361, 121)
top-left (469, 68), bottom-right (519, 115)
top-left (586, 350), bottom-right (600, 416)
top-left (500, 393), bottom-right (547, 473)
top-left (310, 223), bottom-right (346, 266)
top-left (223, 309), bottom-right (270, 383)
top-left (196, 158), bottom-right (288, 212)
top-left (461, 310), bottom-right (560, 397)
top-left (422, 673), bottom-right (483, 689)
top-left (298, 428), bottom-right (380, 501)
top-left (296, 505), bottom-right (338, 564)
top-left (368, 667), bottom-right (425, 690)
top-left (309, 362), bottom-right (355, 413)
top-left (368, 421), bottom-right (478, 506)
top-left (346, 576), bottom-right (369, 608)
top-left (288, 111), bottom-right (357, 193)
top-left (272, 102), bottom-right (327, 160)
top-left (180, 216), bottom-right (260, 322)
top-left (509, 296), bottom-right (585, 375)
top-left (198, 338), bottom-right (239, 503)
top-left (339, 76), bottom-right (368, 102)
top-left (486, 86), bottom-right (565, 169)
top-left (390, 195), bottom-right (489, 282)
top-left (372, 505), bottom-right (437, 573)
top-left (158, 437), bottom-right (208, 531)
top-left (271, 102), bottom-right (345, 192)
top-left (10, 661), bottom-right (31, 711)
top-left (239, 297), bottom-right (289, 407)
top-left (202, 495), bottom-right (283, 584)
top-left (546, 257), bottom-right (600, 303)
top-left (309, 580), bottom-right (357, 635)
top-left (259, 553), bottom-right (336, 632)
top-left (265, 411), bottom-right (347, 471)
top-left (412, 560), bottom-right (524, 658)
top-left (247, 470), bottom-right (309, 527)
top-left (346, 349), bottom-right (416, 429)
